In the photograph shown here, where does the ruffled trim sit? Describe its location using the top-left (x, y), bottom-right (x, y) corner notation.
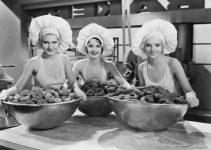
top-left (29, 14), bottom-right (74, 52)
top-left (132, 19), bottom-right (177, 59)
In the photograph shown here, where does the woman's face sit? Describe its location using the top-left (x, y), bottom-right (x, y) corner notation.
top-left (86, 38), bottom-right (102, 59)
top-left (41, 34), bottom-right (59, 56)
top-left (144, 37), bottom-right (164, 59)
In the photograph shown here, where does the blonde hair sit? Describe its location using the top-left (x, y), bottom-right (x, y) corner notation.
top-left (37, 27), bottom-right (60, 48)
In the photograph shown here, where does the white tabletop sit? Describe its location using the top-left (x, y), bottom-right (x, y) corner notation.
top-left (0, 110), bottom-right (211, 150)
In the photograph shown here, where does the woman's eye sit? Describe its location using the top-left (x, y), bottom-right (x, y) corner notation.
top-left (87, 45), bottom-right (93, 48)
top-left (52, 41), bottom-right (58, 44)
top-left (42, 41), bottom-right (48, 44)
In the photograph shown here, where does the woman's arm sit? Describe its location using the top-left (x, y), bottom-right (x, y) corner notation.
top-left (68, 58), bottom-right (87, 100)
top-left (72, 59), bottom-right (81, 78)
top-left (169, 58), bottom-right (199, 108)
top-left (137, 63), bottom-right (145, 86)
top-left (169, 58), bottom-right (192, 93)
top-left (63, 55), bottom-right (76, 88)
top-left (0, 58), bottom-right (37, 100)
top-left (106, 61), bottom-right (131, 88)
top-left (15, 58), bottom-right (37, 91)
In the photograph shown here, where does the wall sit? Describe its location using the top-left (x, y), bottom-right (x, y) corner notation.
top-left (191, 24), bottom-right (211, 110)
top-left (108, 27), bottom-right (139, 62)
top-left (0, 1), bottom-right (28, 83)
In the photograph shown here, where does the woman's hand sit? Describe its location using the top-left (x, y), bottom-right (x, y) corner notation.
top-left (185, 91), bottom-right (199, 108)
top-left (73, 81), bottom-right (87, 101)
top-left (122, 80), bottom-right (132, 89)
top-left (0, 86), bottom-right (17, 104)
top-left (0, 89), bottom-right (9, 107)
top-left (0, 89), bottom-right (9, 101)
top-left (74, 88), bottom-right (87, 101)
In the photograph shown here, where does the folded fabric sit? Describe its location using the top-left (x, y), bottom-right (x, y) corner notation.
top-left (29, 14), bottom-right (74, 52)
top-left (77, 23), bottom-right (114, 56)
top-left (132, 19), bottom-right (177, 59)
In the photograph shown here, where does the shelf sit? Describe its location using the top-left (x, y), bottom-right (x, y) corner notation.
top-left (65, 8), bottom-right (211, 29)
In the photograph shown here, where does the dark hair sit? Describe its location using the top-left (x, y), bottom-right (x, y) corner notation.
top-left (87, 37), bottom-right (102, 46)
top-left (85, 37), bottom-right (104, 54)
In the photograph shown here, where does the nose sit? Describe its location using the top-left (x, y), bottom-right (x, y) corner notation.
top-left (151, 45), bottom-right (155, 49)
top-left (91, 46), bottom-right (98, 51)
top-left (48, 43), bottom-right (53, 49)
top-left (151, 45), bottom-right (157, 51)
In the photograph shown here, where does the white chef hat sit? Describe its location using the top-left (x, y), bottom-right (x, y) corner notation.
top-left (132, 19), bottom-right (177, 59)
top-left (29, 14), bottom-right (74, 52)
top-left (39, 27), bottom-right (60, 39)
top-left (77, 23), bottom-right (114, 56)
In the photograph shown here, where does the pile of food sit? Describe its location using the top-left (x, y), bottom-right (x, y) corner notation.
top-left (81, 79), bottom-right (118, 96)
top-left (109, 86), bottom-right (188, 104)
top-left (6, 86), bottom-right (80, 104)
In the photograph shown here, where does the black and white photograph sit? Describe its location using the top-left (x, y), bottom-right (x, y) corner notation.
top-left (0, 0), bottom-right (211, 149)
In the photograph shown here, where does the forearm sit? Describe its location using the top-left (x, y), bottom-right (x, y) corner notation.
top-left (65, 55), bottom-right (77, 88)
top-left (73, 81), bottom-right (87, 100)
top-left (15, 78), bottom-right (27, 93)
top-left (7, 86), bottom-right (18, 96)
top-left (73, 81), bottom-right (81, 92)
top-left (0, 86), bottom-right (18, 101)
top-left (138, 65), bottom-right (145, 86)
top-left (114, 75), bottom-right (131, 89)
top-left (0, 75), bottom-right (27, 100)
top-left (178, 76), bottom-right (193, 94)
top-left (122, 79), bottom-right (132, 89)
top-left (66, 79), bottom-right (74, 89)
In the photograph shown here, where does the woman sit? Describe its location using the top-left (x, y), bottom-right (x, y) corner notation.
top-left (73, 23), bottom-right (131, 93)
top-left (0, 27), bottom-right (84, 101)
top-left (132, 19), bottom-right (199, 108)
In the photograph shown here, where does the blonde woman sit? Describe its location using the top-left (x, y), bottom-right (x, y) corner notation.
top-left (132, 19), bottom-right (199, 108)
top-left (0, 16), bottom-right (84, 102)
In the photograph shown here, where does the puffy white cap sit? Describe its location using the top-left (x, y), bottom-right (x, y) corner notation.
top-left (77, 23), bottom-right (114, 56)
top-left (29, 14), bottom-right (74, 52)
top-left (132, 19), bottom-right (177, 59)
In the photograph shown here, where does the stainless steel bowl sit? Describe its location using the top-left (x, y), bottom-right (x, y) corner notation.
top-left (109, 97), bottom-right (188, 131)
top-left (2, 99), bottom-right (80, 130)
top-left (78, 96), bottom-right (112, 116)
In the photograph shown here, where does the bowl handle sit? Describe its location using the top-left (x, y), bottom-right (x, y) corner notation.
top-left (1, 104), bottom-right (20, 128)
top-left (4, 109), bottom-right (12, 119)
top-left (1, 102), bottom-right (12, 119)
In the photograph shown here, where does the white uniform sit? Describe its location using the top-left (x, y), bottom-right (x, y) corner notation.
top-left (82, 59), bottom-right (107, 83)
top-left (35, 54), bottom-right (66, 89)
top-left (142, 61), bottom-right (178, 93)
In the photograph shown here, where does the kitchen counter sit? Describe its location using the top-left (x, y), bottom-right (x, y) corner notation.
top-left (0, 110), bottom-right (211, 150)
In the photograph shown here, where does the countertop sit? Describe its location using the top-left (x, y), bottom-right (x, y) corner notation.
top-left (0, 110), bottom-right (211, 150)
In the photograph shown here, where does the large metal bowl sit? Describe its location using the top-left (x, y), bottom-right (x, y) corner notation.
top-left (109, 97), bottom-right (188, 131)
top-left (2, 99), bottom-right (80, 130)
top-left (78, 96), bottom-right (112, 116)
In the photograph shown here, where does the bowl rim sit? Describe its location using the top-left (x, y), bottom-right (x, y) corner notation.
top-left (87, 96), bottom-right (107, 98)
top-left (107, 96), bottom-right (189, 107)
top-left (2, 98), bottom-right (81, 107)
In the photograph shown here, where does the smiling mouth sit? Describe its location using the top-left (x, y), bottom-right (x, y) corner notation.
top-left (47, 49), bottom-right (54, 52)
top-left (150, 52), bottom-right (157, 55)
top-left (91, 52), bottom-right (98, 55)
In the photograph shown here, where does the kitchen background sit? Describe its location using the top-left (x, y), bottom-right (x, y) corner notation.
top-left (0, 0), bottom-right (211, 122)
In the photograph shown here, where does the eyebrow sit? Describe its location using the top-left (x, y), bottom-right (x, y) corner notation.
top-left (42, 40), bottom-right (58, 42)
